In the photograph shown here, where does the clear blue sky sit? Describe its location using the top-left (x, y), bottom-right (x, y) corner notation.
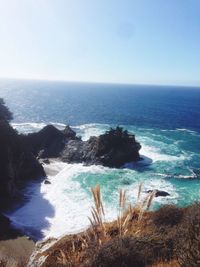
top-left (0, 0), bottom-right (200, 85)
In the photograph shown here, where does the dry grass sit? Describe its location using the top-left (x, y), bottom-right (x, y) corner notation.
top-left (89, 183), bottom-right (155, 240)
top-left (38, 185), bottom-right (199, 267)
top-left (90, 184), bottom-right (105, 227)
top-left (116, 184), bottom-right (157, 239)
top-left (118, 189), bottom-right (128, 236)
top-left (152, 260), bottom-right (180, 267)
top-left (88, 184), bottom-right (106, 244)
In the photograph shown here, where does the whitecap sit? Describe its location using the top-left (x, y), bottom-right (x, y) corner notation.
top-left (12, 122), bottom-right (67, 134)
top-left (140, 143), bottom-right (185, 162)
top-left (176, 128), bottom-right (197, 134)
top-left (73, 123), bottom-right (109, 141)
top-left (12, 122), bottom-right (47, 134)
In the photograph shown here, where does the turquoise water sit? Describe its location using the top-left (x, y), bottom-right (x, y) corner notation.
top-left (0, 79), bottom-right (199, 239)
top-left (75, 123), bottom-right (200, 208)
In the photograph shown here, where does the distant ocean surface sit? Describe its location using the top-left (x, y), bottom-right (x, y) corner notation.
top-left (0, 79), bottom-right (200, 240)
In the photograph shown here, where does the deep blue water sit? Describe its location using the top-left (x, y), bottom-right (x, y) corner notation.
top-left (0, 78), bottom-right (200, 132)
top-left (0, 78), bottom-right (200, 238)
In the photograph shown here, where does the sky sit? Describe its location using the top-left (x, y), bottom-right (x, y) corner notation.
top-left (0, 0), bottom-right (200, 85)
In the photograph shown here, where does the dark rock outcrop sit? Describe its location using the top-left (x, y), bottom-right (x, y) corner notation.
top-left (61, 127), bottom-right (141, 168)
top-left (63, 125), bottom-right (77, 140)
top-left (146, 190), bottom-right (170, 197)
top-left (44, 179), bottom-right (51, 185)
top-left (21, 124), bottom-right (78, 158)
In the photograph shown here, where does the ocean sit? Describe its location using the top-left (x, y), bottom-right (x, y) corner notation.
top-left (0, 78), bottom-right (200, 240)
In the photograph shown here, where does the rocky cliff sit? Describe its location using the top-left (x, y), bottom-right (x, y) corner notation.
top-left (0, 100), bottom-right (45, 210)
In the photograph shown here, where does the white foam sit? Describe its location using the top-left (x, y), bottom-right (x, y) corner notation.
top-left (12, 122), bottom-right (66, 134)
top-left (176, 128), bottom-right (197, 134)
top-left (8, 160), bottom-right (179, 240)
top-left (74, 123), bottom-right (108, 141)
top-left (140, 143), bottom-right (185, 162)
top-left (126, 179), bottom-right (178, 206)
top-left (8, 162), bottom-right (117, 239)
top-left (161, 128), bottom-right (198, 135)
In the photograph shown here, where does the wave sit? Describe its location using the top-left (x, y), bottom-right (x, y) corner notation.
top-left (155, 169), bottom-right (200, 180)
top-left (176, 128), bottom-right (198, 134)
top-left (8, 161), bottom-right (117, 240)
top-left (7, 121), bottom-right (198, 241)
top-left (73, 123), bottom-right (110, 141)
top-left (140, 143), bottom-right (185, 162)
top-left (12, 122), bottom-right (66, 134)
top-left (161, 128), bottom-right (199, 135)
top-left (73, 123), bottom-right (109, 129)
top-left (7, 158), bottom-right (181, 240)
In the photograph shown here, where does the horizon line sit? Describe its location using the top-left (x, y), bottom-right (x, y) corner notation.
top-left (0, 76), bottom-right (200, 89)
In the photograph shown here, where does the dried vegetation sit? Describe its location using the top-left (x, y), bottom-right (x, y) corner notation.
top-left (37, 184), bottom-right (199, 267)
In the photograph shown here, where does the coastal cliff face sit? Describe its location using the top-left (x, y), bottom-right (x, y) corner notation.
top-left (0, 100), bottom-right (45, 210)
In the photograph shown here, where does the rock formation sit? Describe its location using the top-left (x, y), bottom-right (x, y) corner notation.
top-left (21, 124), bottom-right (78, 158)
top-left (22, 124), bottom-right (141, 168)
top-left (61, 126), bottom-right (141, 167)
top-left (0, 99), bottom-right (45, 210)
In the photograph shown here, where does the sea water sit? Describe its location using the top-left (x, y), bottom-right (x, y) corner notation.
top-left (0, 79), bottom-right (200, 240)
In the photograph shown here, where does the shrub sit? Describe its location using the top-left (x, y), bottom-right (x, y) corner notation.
top-left (88, 234), bottom-right (175, 267)
top-left (176, 202), bottom-right (200, 267)
top-left (153, 205), bottom-right (183, 227)
top-left (88, 237), bottom-right (146, 267)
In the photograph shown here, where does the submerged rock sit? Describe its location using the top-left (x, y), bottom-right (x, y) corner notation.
top-left (146, 190), bottom-right (170, 197)
top-left (44, 179), bottom-right (51, 185)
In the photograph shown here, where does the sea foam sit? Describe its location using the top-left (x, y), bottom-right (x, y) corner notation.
top-left (8, 161), bottom-right (178, 240)
top-left (8, 122), bottom-right (199, 240)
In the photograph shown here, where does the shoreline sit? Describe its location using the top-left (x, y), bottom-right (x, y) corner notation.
top-left (7, 155), bottom-right (200, 242)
